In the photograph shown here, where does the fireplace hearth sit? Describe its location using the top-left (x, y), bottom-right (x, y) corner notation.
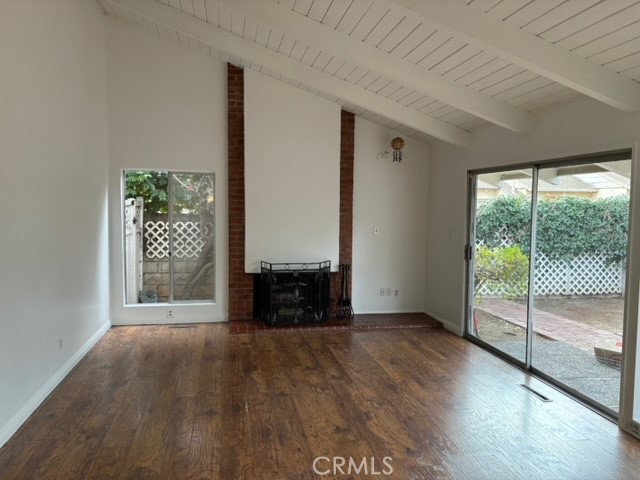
top-left (259, 261), bottom-right (330, 326)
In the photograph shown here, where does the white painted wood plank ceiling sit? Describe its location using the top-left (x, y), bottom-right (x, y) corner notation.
top-left (99, 0), bottom-right (640, 146)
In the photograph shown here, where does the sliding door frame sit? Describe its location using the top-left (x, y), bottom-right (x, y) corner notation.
top-left (464, 148), bottom-right (634, 421)
top-left (620, 142), bottom-right (640, 437)
top-left (525, 167), bottom-right (539, 370)
top-left (464, 164), bottom-right (533, 371)
top-left (168, 172), bottom-right (176, 303)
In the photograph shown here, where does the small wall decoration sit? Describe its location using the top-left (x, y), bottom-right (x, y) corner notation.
top-left (390, 136), bottom-right (405, 162)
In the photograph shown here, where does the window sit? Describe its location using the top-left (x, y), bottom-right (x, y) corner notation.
top-left (123, 170), bottom-right (215, 304)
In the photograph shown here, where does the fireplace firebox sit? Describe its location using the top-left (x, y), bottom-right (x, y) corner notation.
top-left (259, 261), bottom-right (330, 326)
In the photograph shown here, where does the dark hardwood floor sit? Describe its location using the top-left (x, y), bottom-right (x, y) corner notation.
top-left (1, 322), bottom-right (640, 479)
top-left (228, 312), bottom-right (442, 334)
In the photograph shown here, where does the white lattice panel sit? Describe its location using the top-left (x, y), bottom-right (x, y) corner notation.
top-left (476, 226), bottom-right (513, 249)
top-left (173, 221), bottom-right (207, 259)
top-left (144, 221), bottom-right (170, 259)
top-left (144, 221), bottom-right (211, 259)
top-left (476, 242), bottom-right (624, 297)
top-left (556, 253), bottom-right (622, 296)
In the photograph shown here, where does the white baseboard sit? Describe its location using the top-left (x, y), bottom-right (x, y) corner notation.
top-left (0, 320), bottom-right (111, 449)
top-left (424, 309), bottom-right (464, 336)
top-left (354, 309), bottom-right (426, 315)
top-left (111, 312), bottom-right (227, 326)
top-left (111, 304), bottom-right (227, 326)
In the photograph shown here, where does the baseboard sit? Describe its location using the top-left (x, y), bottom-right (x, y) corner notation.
top-left (354, 309), bottom-right (426, 315)
top-left (424, 309), bottom-right (464, 336)
top-left (0, 320), bottom-right (111, 449)
top-left (111, 313), bottom-right (227, 326)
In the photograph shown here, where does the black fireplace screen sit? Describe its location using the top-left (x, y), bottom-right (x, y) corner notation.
top-left (260, 261), bottom-right (330, 326)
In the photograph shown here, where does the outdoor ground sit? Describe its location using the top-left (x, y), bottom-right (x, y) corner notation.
top-left (475, 296), bottom-right (624, 342)
top-left (473, 296), bottom-right (624, 412)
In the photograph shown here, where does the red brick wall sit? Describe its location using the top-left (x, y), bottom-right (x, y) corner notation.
top-left (226, 64), bottom-right (355, 320)
top-left (331, 110), bottom-right (355, 313)
top-left (227, 64), bottom-right (253, 320)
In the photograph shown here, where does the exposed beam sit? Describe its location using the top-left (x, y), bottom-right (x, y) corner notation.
top-left (538, 168), bottom-right (560, 185)
top-left (216, 0), bottom-right (534, 135)
top-left (596, 172), bottom-right (632, 189)
top-left (106, 0), bottom-right (472, 147)
top-left (391, 0), bottom-right (640, 113)
top-left (596, 162), bottom-right (632, 179)
top-left (552, 164), bottom-right (631, 181)
top-left (500, 170), bottom-right (532, 181)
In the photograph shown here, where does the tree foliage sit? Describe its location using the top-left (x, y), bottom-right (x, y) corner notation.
top-left (476, 195), bottom-right (629, 264)
top-left (124, 171), bottom-right (215, 218)
top-left (172, 173), bottom-right (215, 219)
top-left (536, 196), bottom-right (628, 263)
top-left (125, 171), bottom-right (168, 215)
top-left (476, 195), bottom-right (532, 253)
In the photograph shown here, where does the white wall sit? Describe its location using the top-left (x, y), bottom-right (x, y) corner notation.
top-left (106, 18), bottom-right (228, 324)
top-left (244, 69), bottom-right (340, 273)
top-left (425, 97), bottom-right (640, 334)
top-left (353, 118), bottom-right (429, 313)
top-left (0, 0), bottom-right (110, 447)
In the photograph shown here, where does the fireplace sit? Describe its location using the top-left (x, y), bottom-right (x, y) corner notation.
top-left (259, 261), bottom-right (330, 326)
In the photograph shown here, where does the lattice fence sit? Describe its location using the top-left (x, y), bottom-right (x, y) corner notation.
top-left (533, 252), bottom-right (623, 296)
top-left (476, 230), bottom-right (624, 297)
top-left (144, 221), bottom-right (211, 259)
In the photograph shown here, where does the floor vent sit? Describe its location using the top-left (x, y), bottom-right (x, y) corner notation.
top-left (168, 325), bottom-right (196, 329)
top-left (519, 384), bottom-right (552, 402)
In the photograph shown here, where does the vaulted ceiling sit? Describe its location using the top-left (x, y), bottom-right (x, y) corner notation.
top-left (99, 0), bottom-right (640, 147)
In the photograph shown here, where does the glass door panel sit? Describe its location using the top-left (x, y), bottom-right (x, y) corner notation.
top-left (170, 172), bottom-right (215, 302)
top-left (123, 169), bottom-right (216, 305)
top-left (531, 160), bottom-right (631, 414)
top-left (469, 169), bottom-right (533, 364)
top-left (123, 170), bottom-right (169, 304)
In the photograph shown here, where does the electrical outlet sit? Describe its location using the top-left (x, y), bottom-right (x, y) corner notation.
top-left (386, 287), bottom-right (392, 296)
top-left (379, 288), bottom-right (385, 296)
top-left (394, 289), bottom-right (399, 296)
top-left (166, 309), bottom-right (174, 319)
top-left (58, 338), bottom-right (62, 351)
top-left (373, 226), bottom-right (380, 235)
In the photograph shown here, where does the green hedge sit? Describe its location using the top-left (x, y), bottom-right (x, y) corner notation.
top-left (476, 195), bottom-right (629, 264)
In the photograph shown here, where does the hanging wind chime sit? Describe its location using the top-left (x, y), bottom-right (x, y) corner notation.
top-left (390, 136), bottom-right (405, 162)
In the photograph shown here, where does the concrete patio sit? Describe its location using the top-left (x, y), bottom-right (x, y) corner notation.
top-left (476, 298), bottom-right (622, 412)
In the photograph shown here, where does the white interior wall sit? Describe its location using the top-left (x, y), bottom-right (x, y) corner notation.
top-left (353, 118), bottom-right (429, 313)
top-left (244, 69), bottom-right (340, 273)
top-left (106, 18), bottom-right (228, 324)
top-left (0, 0), bottom-right (110, 447)
top-left (425, 97), bottom-right (640, 336)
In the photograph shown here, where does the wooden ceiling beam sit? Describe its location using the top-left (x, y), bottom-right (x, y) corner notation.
top-left (216, 0), bottom-right (535, 135)
top-left (390, 0), bottom-right (640, 112)
top-left (106, 0), bottom-right (472, 147)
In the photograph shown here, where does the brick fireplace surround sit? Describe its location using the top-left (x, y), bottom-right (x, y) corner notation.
top-left (227, 63), bottom-right (354, 321)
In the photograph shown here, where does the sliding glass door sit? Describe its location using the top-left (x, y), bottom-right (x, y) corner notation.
top-left (468, 169), bottom-right (533, 365)
top-left (530, 160), bottom-right (630, 414)
top-left (467, 156), bottom-right (631, 415)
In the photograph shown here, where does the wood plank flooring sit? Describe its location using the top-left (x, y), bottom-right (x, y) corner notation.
top-left (229, 312), bottom-right (441, 334)
top-left (2, 323), bottom-right (640, 479)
